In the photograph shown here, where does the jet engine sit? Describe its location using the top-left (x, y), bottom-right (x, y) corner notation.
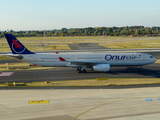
top-left (93, 64), bottom-right (110, 72)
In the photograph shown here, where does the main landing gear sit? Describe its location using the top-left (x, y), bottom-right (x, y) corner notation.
top-left (77, 68), bottom-right (87, 73)
top-left (140, 66), bottom-right (143, 71)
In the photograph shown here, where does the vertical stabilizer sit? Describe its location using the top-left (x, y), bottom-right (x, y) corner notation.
top-left (4, 34), bottom-right (34, 54)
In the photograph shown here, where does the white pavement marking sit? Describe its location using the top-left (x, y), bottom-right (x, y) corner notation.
top-left (0, 72), bottom-right (14, 76)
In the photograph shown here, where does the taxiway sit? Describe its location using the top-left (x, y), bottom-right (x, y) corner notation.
top-left (0, 63), bottom-right (160, 84)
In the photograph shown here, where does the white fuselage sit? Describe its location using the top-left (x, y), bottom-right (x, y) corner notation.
top-left (20, 52), bottom-right (157, 68)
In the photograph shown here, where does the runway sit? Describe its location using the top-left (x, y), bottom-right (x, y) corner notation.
top-left (0, 63), bottom-right (160, 84)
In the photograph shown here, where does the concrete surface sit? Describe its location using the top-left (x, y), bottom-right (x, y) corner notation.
top-left (1, 87), bottom-right (160, 120)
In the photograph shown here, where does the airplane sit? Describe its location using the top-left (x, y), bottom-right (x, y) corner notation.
top-left (4, 34), bottom-right (157, 73)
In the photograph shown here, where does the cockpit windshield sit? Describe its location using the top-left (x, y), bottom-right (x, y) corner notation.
top-left (150, 56), bottom-right (153, 58)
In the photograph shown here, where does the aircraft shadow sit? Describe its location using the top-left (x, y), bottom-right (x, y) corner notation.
top-left (86, 66), bottom-right (160, 78)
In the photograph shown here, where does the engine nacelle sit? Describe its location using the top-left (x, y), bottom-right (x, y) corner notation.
top-left (93, 64), bottom-right (110, 72)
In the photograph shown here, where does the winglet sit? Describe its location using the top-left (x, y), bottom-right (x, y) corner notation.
top-left (59, 57), bottom-right (66, 61)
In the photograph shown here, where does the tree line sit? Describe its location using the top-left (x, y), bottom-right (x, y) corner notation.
top-left (0, 26), bottom-right (160, 38)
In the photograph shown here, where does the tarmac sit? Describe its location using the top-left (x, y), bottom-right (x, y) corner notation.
top-left (0, 41), bottom-right (160, 120)
top-left (0, 63), bottom-right (160, 84)
top-left (1, 87), bottom-right (160, 120)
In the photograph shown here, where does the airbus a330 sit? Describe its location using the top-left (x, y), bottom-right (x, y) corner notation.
top-left (4, 34), bottom-right (157, 73)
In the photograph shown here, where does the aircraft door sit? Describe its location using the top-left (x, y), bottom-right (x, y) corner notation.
top-left (142, 55), bottom-right (146, 61)
top-left (71, 55), bottom-right (75, 60)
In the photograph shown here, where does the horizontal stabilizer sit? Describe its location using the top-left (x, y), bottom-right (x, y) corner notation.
top-left (7, 54), bottom-right (23, 60)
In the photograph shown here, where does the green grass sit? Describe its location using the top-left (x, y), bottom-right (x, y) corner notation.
top-left (0, 55), bottom-right (12, 60)
top-left (1, 36), bottom-right (160, 52)
top-left (1, 78), bottom-right (160, 87)
top-left (0, 62), bottom-right (55, 71)
top-left (0, 43), bottom-right (71, 52)
top-left (100, 39), bottom-right (160, 49)
top-left (28, 78), bottom-right (160, 86)
top-left (0, 36), bottom-right (121, 41)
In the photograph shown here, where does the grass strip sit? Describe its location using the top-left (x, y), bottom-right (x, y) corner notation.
top-left (155, 59), bottom-right (160, 63)
top-left (0, 55), bottom-right (12, 60)
top-left (1, 36), bottom-right (160, 52)
top-left (1, 78), bottom-right (160, 87)
top-left (99, 39), bottom-right (160, 49)
top-left (0, 62), bottom-right (55, 71)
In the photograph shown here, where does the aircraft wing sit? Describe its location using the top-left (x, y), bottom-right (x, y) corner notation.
top-left (59, 57), bottom-right (97, 65)
top-left (68, 61), bottom-right (96, 65)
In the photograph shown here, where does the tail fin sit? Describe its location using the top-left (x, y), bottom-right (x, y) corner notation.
top-left (4, 34), bottom-right (34, 54)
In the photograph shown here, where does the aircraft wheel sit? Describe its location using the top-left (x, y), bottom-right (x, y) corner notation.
top-left (140, 66), bottom-right (143, 71)
top-left (78, 69), bottom-right (82, 73)
top-left (82, 69), bottom-right (87, 73)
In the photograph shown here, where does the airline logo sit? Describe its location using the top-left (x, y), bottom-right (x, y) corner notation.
top-left (105, 54), bottom-right (141, 61)
top-left (12, 40), bottom-right (22, 48)
top-left (12, 40), bottom-right (26, 53)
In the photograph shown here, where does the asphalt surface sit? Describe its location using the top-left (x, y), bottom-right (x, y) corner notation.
top-left (68, 43), bottom-right (107, 50)
top-left (1, 48), bottom-right (160, 57)
top-left (0, 63), bottom-right (160, 84)
top-left (1, 84), bottom-right (160, 90)
top-left (0, 59), bottom-right (23, 63)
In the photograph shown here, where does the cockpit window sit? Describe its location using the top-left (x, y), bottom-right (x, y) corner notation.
top-left (150, 56), bottom-right (153, 58)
